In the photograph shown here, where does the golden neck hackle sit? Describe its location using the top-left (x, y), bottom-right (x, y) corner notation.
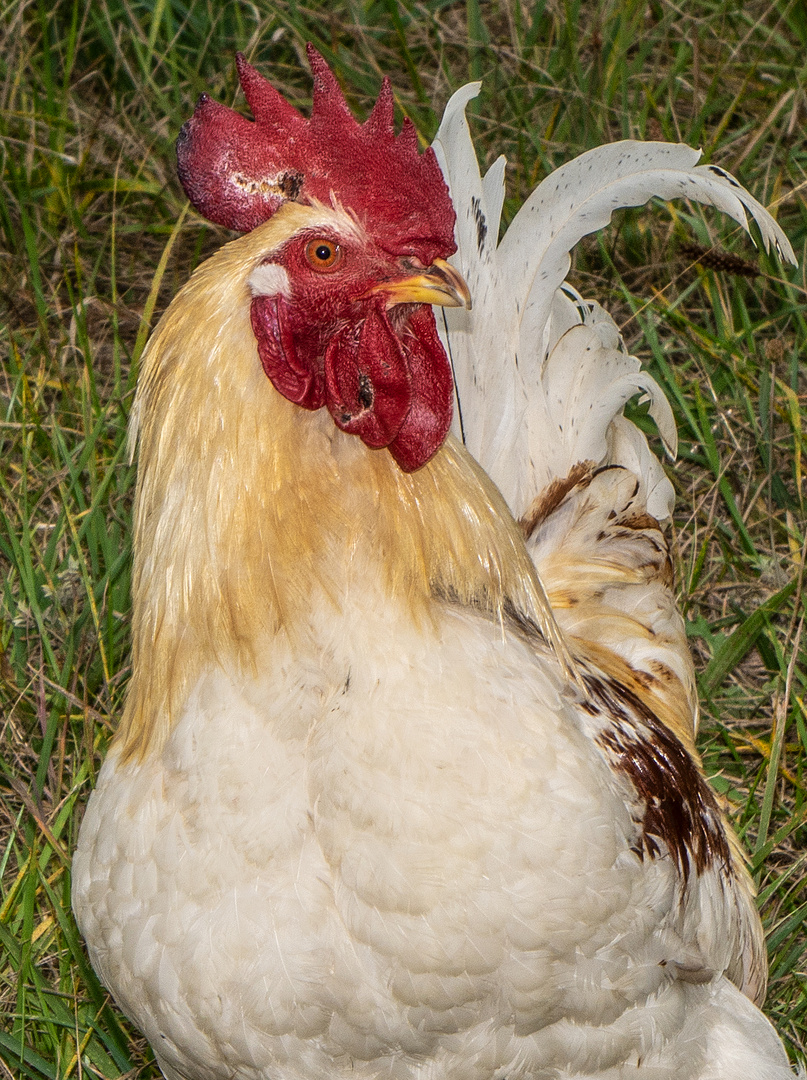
top-left (117, 205), bottom-right (563, 761)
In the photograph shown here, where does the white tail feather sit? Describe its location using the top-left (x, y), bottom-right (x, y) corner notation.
top-left (433, 84), bottom-right (796, 519)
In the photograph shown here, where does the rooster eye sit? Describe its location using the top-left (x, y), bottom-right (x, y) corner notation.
top-left (305, 239), bottom-right (342, 271)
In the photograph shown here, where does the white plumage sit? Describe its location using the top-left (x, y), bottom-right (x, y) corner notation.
top-left (434, 82), bottom-right (793, 517)
top-left (73, 62), bottom-right (800, 1080)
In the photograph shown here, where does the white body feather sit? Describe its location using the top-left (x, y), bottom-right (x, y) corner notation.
top-left (73, 85), bottom-right (799, 1080)
top-left (74, 585), bottom-right (792, 1080)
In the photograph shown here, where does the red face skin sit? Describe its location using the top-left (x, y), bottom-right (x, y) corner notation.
top-left (177, 49), bottom-right (462, 470)
top-left (250, 225), bottom-right (455, 472)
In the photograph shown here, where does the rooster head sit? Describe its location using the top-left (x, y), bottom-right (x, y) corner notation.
top-left (175, 46), bottom-right (469, 471)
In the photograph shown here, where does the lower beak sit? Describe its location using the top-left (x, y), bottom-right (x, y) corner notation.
top-left (371, 258), bottom-right (472, 311)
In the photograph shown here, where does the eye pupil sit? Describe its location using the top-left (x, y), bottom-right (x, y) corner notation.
top-left (305, 238), bottom-right (342, 271)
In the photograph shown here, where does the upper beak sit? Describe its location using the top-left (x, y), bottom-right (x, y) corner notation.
top-left (370, 258), bottom-right (472, 311)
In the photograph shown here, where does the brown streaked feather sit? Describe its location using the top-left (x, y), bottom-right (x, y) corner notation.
top-left (577, 660), bottom-right (767, 1005)
top-left (520, 460), bottom-right (595, 537)
top-left (584, 670), bottom-right (731, 882)
top-left (526, 460), bottom-right (768, 1006)
top-left (526, 464), bottom-right (696, 747)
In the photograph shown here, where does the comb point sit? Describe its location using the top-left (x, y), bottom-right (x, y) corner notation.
top-left (236, 52), bottom-right (303, 129)
top-left (365, 77), bottom-right (395, 138)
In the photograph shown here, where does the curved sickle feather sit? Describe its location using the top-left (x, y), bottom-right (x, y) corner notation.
top-left (432, 87), bottom-right (796, 517)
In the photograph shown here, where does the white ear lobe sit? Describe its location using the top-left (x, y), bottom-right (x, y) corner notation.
top-left (249, 263), bottom-right (292, 297)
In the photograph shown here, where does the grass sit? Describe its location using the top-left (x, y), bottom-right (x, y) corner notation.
top-left (1, 0), bottom-right (806, 1074)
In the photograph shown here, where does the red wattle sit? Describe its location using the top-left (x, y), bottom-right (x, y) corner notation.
top-left (324, 304), bottom-right (412, 448)
top-left (251, 295), bottom-right (453, 472)
top-left (388, 306), bottom-right (454, 472)
top-left (251, 295), bottom-right (324, 410)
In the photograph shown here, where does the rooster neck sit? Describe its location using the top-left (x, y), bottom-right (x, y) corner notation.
top-left (115, 221), bottom-right (562, 762)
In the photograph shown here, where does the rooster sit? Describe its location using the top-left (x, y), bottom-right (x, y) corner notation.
top-left (72, 47), bottom-right (800, 1080)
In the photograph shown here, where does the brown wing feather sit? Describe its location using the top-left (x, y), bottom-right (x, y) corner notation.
top-left (524, 460), bottom-right (768, 1005)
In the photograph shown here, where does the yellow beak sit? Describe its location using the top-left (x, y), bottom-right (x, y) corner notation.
top-left (370, 258), bottom-right (472, 311)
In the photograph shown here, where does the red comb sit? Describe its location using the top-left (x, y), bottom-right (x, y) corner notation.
top-left (176, 45), bottom-right (456, 258)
